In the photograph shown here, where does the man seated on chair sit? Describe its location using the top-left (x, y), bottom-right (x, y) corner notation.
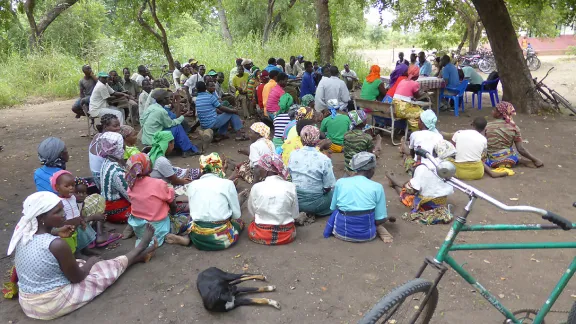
top-left (439, 55), bottom-right (460, 89)
top-left (462, 66), bottom-right (484, 93)
top-left (72, 65), bottom-right (97, 118)
top-left (89, 72), bottom-right (130, 125)
top-left (416, 52), bottom-right (432, 77)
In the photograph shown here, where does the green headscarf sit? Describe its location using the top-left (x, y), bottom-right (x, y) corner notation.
top-left (279, 93), bottom-right (294, 114)
top-left (301, 94), bottom-right (314, 107)
top-left (149, 131), bottom-right (174, 165)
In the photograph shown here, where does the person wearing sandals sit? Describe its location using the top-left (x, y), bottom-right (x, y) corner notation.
top-left (324, 152), bottom-right (395, 243)
top-left (197, 81), bottom-right (247, 142)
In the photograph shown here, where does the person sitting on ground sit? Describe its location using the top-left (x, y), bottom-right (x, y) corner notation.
top-left (89, 72), bottom-right (130, 124)
top-left (485, 102), bottom-right (543, 171)
top-left (72, 65), bottom-right (97, 118)
top-left (73, 179), bottom-right (115, 246)
top-left (122, 68), bottom-right (138, 111)
top-left (138, 79), bottom-right (153, 117)
top-left (231, 67), bottom-right (251, 119)
top-left (281, 119), bottom-right (316, 165)
top-left (300, 61), bottom-right (316, 99)
top-left (233, 122), bottom-right (275, 184)
top-left (187, 153), bottom-right (247, 251)
top-left (264, 57), bottom-right (282, 73)
top-left (283, 95), bottom-right (315, 141)
top-left (126, 153), bottom-right (192, 247)
top-left (341, 64), bottom-right (358, 90)
top-left (416, 52), bottom-right (432, 77)
top-left (88, 114), bottom-right (121, 188)
top-left (98, 132), bottom-right (131, 224)
top-left (286, 56), bottom-right (304, 78)
top-left (360, 65), bottom-right (386, 101)
top-left (131, 65), bottom-right (151, 87)
top-left (315, 66), bottom-right (350, 112)
top-left (228, 58), bottom-right (243, 89)
top-left (247, 153), bottom-right (298, 246)
top-left (462, 65), bottom-right (484, 93)
top-left (119, 125), bottom-right (141, 160)
top-left (320, 99), bottom-right (351, 153)
top-left (392, 65), bottom-right (427, 130)
top-left (256, 70), bottom-right (270, 111)
top-left (265, 72), bottom-right (289, 120)
top-left (198, 80), bottom-right (246, 142)
top-left (272, 92), bottom-right (294, 148)
top-left (262, 70), bottom-right (279, 116)
top-left (386, 140), bottom-right (455, 225)
top-left (9, 191), bottom-right (158, 321)
top-left (140, 89), bottom-right (199, 158)
top-left (35, 137), bottom-right (69, 194)
top-left (383, 64), bottom-right (409, 104)
top-left (343, 110), bottom-right (382, 172)
top-left (149, 131), bottom-right (202, 195)
top-left (324, 152), bottom-right (395, 243)
top-left (396, 52), bottom-right (409, 66)
top-left (288, 125), bottom-right (336, 218)
top-left (400, 110), bottom-right (443, 174)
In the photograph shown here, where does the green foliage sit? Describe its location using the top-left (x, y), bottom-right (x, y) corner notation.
top-left (567, 46), bottom-right (576, 56)
top-left (416, 29), bottom-right (461, 51)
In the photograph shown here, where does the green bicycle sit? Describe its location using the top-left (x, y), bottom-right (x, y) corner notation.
top-left (359, 148), bottom-right (576, 324)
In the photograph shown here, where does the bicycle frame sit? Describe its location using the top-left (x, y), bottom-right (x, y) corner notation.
top-left (408, 154), bottom-right (576, 324)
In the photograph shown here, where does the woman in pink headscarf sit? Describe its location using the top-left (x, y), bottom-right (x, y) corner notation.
top-left (484, 101), bottom-right (543, 170)
top-left (391, 65), bottom-right (426, 130)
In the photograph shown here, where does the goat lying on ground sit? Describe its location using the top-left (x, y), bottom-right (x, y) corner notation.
top-left (197, 267), bottom-right (281, 312)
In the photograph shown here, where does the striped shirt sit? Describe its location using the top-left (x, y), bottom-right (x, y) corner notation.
top-left (273, 113), bottom-right (291, 139)
top-left (196, 92), bottom-right (221, 129)
top-left (343, 130), bottom-right (374, 171)
top-left (485, 119), bottom-right (522, 154)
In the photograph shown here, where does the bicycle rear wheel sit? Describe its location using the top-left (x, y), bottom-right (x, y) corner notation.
top-left (358, 278), bottom-right (439, 324)
top-left (567, 301), bottom-right (576, 324)
top-left (551, 91), bottom-right (576, 115)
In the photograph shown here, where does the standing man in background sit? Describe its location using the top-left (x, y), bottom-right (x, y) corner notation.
top-left (72, 65), bottom-right (97, 118)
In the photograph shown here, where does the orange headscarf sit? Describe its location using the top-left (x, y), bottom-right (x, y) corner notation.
top-left (365, 65), bottom-right (381, 83)
top-left (407, 65), bottom-right (420, 81)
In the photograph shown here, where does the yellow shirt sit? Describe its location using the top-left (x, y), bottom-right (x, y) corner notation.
top-left (262, 79), bottom-right (277, 110)
top-left (232, 74), bottom-right (249, 96)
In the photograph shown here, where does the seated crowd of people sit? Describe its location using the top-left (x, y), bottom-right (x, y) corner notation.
top-left (5, 55), bottom-right (543, 320)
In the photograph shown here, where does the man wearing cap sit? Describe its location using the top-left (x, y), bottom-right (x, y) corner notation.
top-left (324, 152), bottom-right (394, 243)
top-left (297, 55), bottom-right (305, 69)
top-left (340, 64), bottom-right (358, 90)
top-left (89, 72), bottom-right (130, 124)
top-left (188, 58), bottom-right (199, 74)
top-left (286, 56), bottom-right (303, 78)
top-left (72, 65), bottom-right (97, 118)
top-left (242, 59), bottom-right (253, 73)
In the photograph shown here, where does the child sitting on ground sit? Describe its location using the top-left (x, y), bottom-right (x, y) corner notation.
top-left (74, 178), bottom-right (123, 246)
top-left (231, 122), bottom-right (275, 184)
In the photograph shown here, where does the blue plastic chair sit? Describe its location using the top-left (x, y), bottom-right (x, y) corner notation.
top-left (472, 78), bottom-right (500, 110)
top-left (440, 80), bottom-right (469, 117)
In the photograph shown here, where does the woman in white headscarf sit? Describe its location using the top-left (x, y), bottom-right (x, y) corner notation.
top-left (8, 192), bottom-right (158, 320)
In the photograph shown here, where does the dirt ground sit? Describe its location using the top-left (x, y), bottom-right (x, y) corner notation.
top-left (1, 60), bottom-right (576, 323)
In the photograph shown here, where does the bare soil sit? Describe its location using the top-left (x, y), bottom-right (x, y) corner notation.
top-left (1, 62), bottom-right (576, 323)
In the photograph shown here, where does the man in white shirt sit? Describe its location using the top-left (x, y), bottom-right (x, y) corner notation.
top-left (184, 64), bottom-right (206, 98)
top-left (340, 64), bottom-right (358, 90)
top-left (172, 61), bottom-right (182, 90)
top-left (131, 65), bottom-right (150, 87)
top-left (89, 72), bottom-right (129, 124)
top-left (314, 66), bottom-right (350, 112)
top-left (138, 79), bottom-right (153, 117)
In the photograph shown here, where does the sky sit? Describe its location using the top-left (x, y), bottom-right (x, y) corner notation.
top-left (365, 7), bottom-right (396, 27)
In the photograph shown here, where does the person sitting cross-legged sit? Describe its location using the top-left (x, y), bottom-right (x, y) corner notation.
top-left (247, 153), bottom-right (298, 246)
top-left (343, 110), bottom-right (382, 173)
top-left (320, 99), bottom-right (351, 153)
top-left (324, 152), bottom-right (395, 243)
top-left (196, 80), bottom-right (246, 141)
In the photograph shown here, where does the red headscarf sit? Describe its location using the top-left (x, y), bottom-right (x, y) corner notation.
top-left (407, 65), bottom-right (420, 81)
top-left (365, 65), bottom-right (381, 83)
top-left (496, 101), bottom-right (516, 126)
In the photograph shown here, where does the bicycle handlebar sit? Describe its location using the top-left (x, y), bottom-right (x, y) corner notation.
top-left (539, 67), bottom-right (554, 83)
top-left (414, 149), bottom-right (572, 229)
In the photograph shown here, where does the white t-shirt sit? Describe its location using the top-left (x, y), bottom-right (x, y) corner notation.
top-left (61, 195), bottom-right (80, 220)
top-left (173, 69), bottom-right (182, 90)
top-left (409, 130), bottom-right (443, 163)
top-left (452, 129), bottom-right (487, 163)
top-left (184, 74), bottom-right (205, 96)
top-left (410, 165), bottom-right (454, 198)
top-left (249, 138), bottom-right (274, 168)
top-left (132, 74), bottom-right (146, 86)
top-left (89, 81), bottom-right (115, 115)
top-left (341, 70), bottom-right (357, 80)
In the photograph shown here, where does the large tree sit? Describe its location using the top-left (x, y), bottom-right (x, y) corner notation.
top-left (315, 0), bottom-right (334, 63)
top-left (22, 0), bottom-right (79, 50)
top-left (216, 0), bottom-right (233, 46)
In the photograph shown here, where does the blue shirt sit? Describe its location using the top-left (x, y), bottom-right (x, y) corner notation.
top-left (442, 63), bottom-right (460, 88)
top-left (330, 175), bottom-right (387, 220)
top-left (288, 146), bottom-right (336, 193)
top-left (417, 60), bottom-right (432, 76)
top-left (300, 71), bottom-right (316, 98)
top-left (196, 92), bottom-right (221, 129)
top-left (264, 64), bottom-right (282, 73)
top-left (34, 166), bottom-right (61, 193)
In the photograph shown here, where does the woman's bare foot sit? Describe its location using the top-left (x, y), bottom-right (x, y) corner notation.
top-left (122, 225), bottom-right (135, 240)
top-left (165, 233), bottom-right (190, 246)
top-left (143, 238), bottom-right (159, 263)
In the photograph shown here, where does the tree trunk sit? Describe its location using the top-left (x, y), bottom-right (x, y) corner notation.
top-left (315, 0), bottom-right (334, 64)
top-left (216, 0), bottom-right (233, 47)
top-left (269, 0), bottom-right (298, 34)
top-left (471, 0), bottom-right (544, 114)
top-left (23, 0), bottom-right (79, 50)
top-left (262, 0), bottom-right (275, 45)
top-left (456, 28), bottom-right (468, 54)
top-left (137, 0), bottom-right (175, 70)
top-left (468, 21), bottom-right (483, 52)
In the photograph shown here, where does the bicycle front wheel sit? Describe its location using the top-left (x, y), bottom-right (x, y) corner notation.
top-left (551, 91), bottom-right (576, 115)
top-left (358, 278), bottom-right (439, 324)
top-left (528, 57), bottom-right (541, 71)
